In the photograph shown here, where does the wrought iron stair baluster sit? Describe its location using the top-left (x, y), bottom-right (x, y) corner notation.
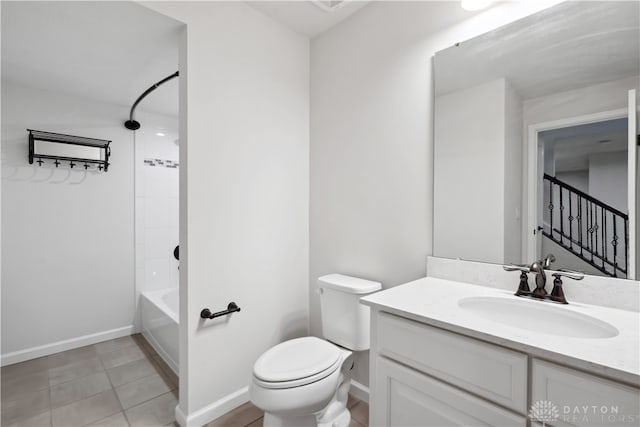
top-left (542, 174), bottom-right (628, 278)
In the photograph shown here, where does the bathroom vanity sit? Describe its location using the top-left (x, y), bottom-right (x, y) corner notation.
top-left (361, 277), bottom-right (640, 427)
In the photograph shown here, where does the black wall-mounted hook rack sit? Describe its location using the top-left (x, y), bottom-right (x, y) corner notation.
top-left (28, 129), bottom-right (111, 172)
top-left (201, 302), bottom-right (241, 319)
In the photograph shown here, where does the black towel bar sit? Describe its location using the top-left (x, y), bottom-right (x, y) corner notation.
top-left (201, 302), bottom-right (240, 319)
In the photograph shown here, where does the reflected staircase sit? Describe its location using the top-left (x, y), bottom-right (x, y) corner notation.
top-left (542, 174), bottom-right (628, 278)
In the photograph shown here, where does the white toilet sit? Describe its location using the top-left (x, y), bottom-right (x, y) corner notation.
top-left (249, 274), bottom-right (381, 427)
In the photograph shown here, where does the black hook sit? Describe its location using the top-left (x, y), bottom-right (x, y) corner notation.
top-left (36, 159), bottom-right (44, 166)
top-left (84, 163), bottom-right (89, 170)
top-left (69, 161), bottom-right (75, 169)
top-left (54, 160), bottom-right (60, 167)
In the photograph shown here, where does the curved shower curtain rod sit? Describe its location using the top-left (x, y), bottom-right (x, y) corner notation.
top-left (124, 71), bottom-right (179, 130)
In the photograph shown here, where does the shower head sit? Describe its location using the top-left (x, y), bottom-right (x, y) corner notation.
top-left (124, 120), bottom-right (141, 130)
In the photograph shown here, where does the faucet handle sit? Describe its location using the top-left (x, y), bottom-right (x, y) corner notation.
top-left (503, 264), bottom-right (531, 296)
top-left (503, 264), bottom-right (530, 273)
top-left (549, 269), bottom-right (583, 304)
top-left (553, 269), bottom-right (584, 281)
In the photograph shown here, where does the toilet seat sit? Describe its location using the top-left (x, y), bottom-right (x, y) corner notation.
top-left (253, 337), bottom-right (343, 389)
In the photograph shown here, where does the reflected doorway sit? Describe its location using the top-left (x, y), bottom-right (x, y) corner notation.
top-left (539, 118), bottom-right (629, 278)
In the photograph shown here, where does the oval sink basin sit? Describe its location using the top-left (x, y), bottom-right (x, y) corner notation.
top-left (457, 296), bottom-right (619, 339)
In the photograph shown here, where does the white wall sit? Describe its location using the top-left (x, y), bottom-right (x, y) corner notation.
top-left (141, 3), bottom-right (309, 425)
top-left (434, 79), bottom-right (506, 263)
top-left (523, 76), bottom-right (640, 128)
top-left (310, 0), bottom-right (564, 388)
top-left (1, 80), bottom-right (135, 363)
top-left (590, 151), bottom-right (628, 272)
top-left (434, 77), bottom-right (522, 265)
top-left (504, 80), bottom-right (523, 264)
top-left (556, 170), bottom-right (588, 193)
top-left (589, 151), bottom-right (627, 212)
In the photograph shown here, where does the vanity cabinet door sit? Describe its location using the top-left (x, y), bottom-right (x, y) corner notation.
top-left (372, 357), bottom-right (526, 427)
top-left (376, 311), bottom-right (528, 412)
top-left (532, 359), bottom-right (640, 427)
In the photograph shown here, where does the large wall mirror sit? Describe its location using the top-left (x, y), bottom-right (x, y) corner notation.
top-left (433, 1), bottom-right (640, 280)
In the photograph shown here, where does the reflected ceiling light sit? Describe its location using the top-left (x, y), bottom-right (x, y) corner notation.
top-left (156, 132), bottom-right (166, 137)
top-left (461, 0), bottom-right (493, 11)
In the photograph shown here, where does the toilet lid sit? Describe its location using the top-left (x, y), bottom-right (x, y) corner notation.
top-left (253, 337), bottom-right (342, 383)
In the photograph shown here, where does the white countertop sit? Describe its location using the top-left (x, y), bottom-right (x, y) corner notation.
top-left (361, 277), bottom-right (640, 385)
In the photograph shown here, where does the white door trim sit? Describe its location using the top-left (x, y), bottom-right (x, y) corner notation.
top-left (526, 108), bottom-right (628, 262)
top-left (627, 89), bottom-right (637, 279)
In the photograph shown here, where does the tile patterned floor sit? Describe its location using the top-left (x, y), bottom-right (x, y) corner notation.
top-left (1, 335), bottom-right (177, 427)
top-left (1, 335), bottom-right (370, 427)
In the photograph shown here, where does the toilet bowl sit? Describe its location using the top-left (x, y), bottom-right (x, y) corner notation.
top-left (250, 337), bottom-right (353, 426)
top-left (249, 274), bottom-right (381, 427)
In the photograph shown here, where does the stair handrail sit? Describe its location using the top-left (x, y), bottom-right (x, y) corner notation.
top-left (542, 173), bottom-right (628, 277)
top-left (543, 174), bottom-right (628, 220)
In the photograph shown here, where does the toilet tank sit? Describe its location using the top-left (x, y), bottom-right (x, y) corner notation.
top-left (318, 274), bottom-right (382, 351)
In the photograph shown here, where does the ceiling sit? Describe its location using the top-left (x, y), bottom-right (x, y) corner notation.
top-left (435, 1), bottom-right (640, 100)
top-left (542, 119), bottom-right (628, 173)
top-left (246, 1), bottom-right (369, 38)
top-left (1, 0), bottom-right (369, 121)
top-left (1, 1), bottom-right (182, 118)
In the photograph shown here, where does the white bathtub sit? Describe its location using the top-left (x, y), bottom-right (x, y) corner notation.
top-left (141, 288), bottom-right (179, 374)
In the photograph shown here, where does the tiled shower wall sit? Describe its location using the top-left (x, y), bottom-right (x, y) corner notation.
top-left (134, 111), bottom-right (179, 303)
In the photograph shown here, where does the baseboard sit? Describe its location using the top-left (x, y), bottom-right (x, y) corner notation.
top-left (350, 379), bottom-right (369, 403)
top-left (175, 405), bottom-right (188, 427)
top-left (1, 325), bottom-right (134, 366)
top-left (176, 387), bottom-right (249, 427)
top-left (173, 381), bottom-right (366, 427)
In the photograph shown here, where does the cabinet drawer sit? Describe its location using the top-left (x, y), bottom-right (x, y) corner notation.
top-left (532, 359), bottom-right (640, 427)
top-left (372, 357), bottom-right (526, 427)
top-left (377, 311), bottom-right (527, 412)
